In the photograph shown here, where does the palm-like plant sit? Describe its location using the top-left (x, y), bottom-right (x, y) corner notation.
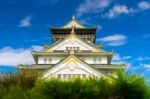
top-left (110, 71), bottom-right (149, 99)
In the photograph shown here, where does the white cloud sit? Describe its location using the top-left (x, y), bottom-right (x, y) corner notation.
top-left (135, 57), bottom-right (150, 61)
top-left (0, 46), bottom-right (43, 66)
top-left (104, 1), bottom-right (150, 19)
top-left (112, 53), bottom-right (131, 63)
top-left (99, 34), bottom-right (126, 41)
top-left (76, 0), bottom-right (111, 17)
top-left (19, 16), bottom-right (31, 27)
top-left (105, 5), bottom-right (134, 18)
top-left (112, 54), bottom-right (122, 64)
top-left (135, 57), bottom-right (144, 61)
top-left (97, 34), bottom-right (127, 46)
top-left (143, 64), bottom-right (150, 69)
top-left (112, 53), bottom-right (122, 63)
top-left (122, 56), bottom-right (132, 60)
top-left (76, 0), bottom-right (150, 19)
top-left (138, 1), bottom-right (150, 10)
top-left (112, 53), bottom-right (132, 72)
top-left (32, 45), bottom-right (43, 51)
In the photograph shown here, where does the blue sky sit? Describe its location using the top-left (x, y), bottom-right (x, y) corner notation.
top-left (0, 0), bottom-right (150, 83)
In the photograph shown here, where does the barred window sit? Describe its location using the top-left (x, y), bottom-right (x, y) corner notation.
top-left (49, 58), bottom-right (52, 63)
top-left (57, 74), bottom-right (87, 79)
top-left (72, 74), bottom-right (76, 78)
top-left (66, 47), bottom-right (69, 51)
top-left (58, 74), bottom-right (61, 79)
top-left (93, 57), bottom-right (97, 63)
top-left (70, 47), bottom-right (72, 50)
top-left (63, 74), bottom-right (67, 79)
top-left (68, 74), bottom-right (71, 79)
top-left (73, 47), bottom-right (76, 51)
top-left (82, 74), bottom-right (86, 79)
top-left (77, 74), bottom-right (80, 78)
top-left (77, 47), bottom-right (79, 51)
top-left (98, 57), bottom-right (101, 63)
top-left (44, 58), bottom-right (47, 63)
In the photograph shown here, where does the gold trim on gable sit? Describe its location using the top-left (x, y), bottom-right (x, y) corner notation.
top-left (43, 54), bottom-right (111, 80)
top-left (43, 29), bottom-right (104, 53)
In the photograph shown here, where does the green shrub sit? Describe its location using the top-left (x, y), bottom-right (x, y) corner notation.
top-left (31, 78), bottom-right (114, 99)
top-left (2, 85), bottom-right (31, 99)
top-left (110, 71), bottom-right (150, 99)
top-left (0, 69), bottom-right (40, 99)
top-left (0, 70), bottom-right (150, 99)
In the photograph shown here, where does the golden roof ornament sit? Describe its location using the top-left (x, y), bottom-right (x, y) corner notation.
top-left (71, 27), bottom-right (75, 34)
top-left (70, 49), bottom-right (75, 55)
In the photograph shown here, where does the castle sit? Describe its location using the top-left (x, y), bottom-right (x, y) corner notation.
top-left (19, 16), bottom-right (126, 79)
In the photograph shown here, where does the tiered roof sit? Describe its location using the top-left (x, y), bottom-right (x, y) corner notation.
top-left (50, 15), bottom-right (97, 43)
top-left (31, 28), bottom-right (114, 64)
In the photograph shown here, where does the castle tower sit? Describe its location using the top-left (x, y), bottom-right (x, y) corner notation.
top-left (50, 15), bottom-right (96, 43)
top-left (19, 16), bottom-right (126, 80)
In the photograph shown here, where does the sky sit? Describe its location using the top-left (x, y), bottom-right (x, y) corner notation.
top-left (0, 0), bottom-right (150, 83)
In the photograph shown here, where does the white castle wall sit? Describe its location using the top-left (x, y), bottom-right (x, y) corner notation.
top-left (83, 56), bottom-right (107, 64)
top-left (38, 56), bottom-right (64, 64)
top-left (38, 56), bottom-right (107, 64)
top-left (54, 41), bottom-right (91, 51)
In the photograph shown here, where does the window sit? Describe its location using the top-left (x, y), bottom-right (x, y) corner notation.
top-left (44, 58), bottom-right (47, 64)
top-left (66, 47), bottom-right (72, 51)
top-left (66, 47), bottom-right (80, 51)
top-left (82, 74), bottom-right (86, 79)
top-left (68, 74), bottom-right (71, 79)
top-left (70, 47), bottom-right (72, 50)
top-left (93, 57), bottom-right (97, 63)
top-left (58, 74), bottom-right (61, 79)
top-left (49, 58), bottom-right (52, 63)
top-left (72, 74), bottom-right (76, 78)
top-left (98, 57), bottom-right (101, 63)
top-left (66, 47), bottom-right (69, 51)
top-left (57, 74), bottom-right (88, 79)
top-left (77, 74), bottom-right (80, 78)
top-left (63, 74), bottom-right (67, 79)
top-left (73, 47), bottom-right (76, 51)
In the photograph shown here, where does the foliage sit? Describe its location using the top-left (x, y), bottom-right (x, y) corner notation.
top-left (110, 71), bottom-right (150, 99)
top-left (0, 70), bottom-right (150, 99)
top-left (31, 78), bottom-right (113, 99)
top-left (0, 69), bottom-right (40, 99)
